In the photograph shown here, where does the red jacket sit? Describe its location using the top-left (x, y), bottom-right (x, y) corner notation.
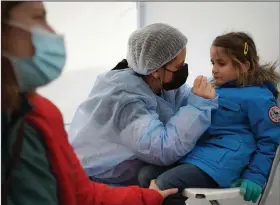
top-left (26, 93), bottom-right (163, 205)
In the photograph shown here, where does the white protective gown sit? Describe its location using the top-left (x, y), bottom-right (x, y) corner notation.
top-left (68, 69), bottom-right (218, 184)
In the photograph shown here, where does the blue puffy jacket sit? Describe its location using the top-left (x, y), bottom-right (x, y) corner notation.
top-left (181, 81), bottom-right (280, 188)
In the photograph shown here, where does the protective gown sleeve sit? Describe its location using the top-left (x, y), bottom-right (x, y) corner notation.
top-left (117, 86), bottom-right (219, 166)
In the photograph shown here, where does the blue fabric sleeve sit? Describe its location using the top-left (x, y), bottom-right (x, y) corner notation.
top-left (242, 91), bottom-right (280, 187)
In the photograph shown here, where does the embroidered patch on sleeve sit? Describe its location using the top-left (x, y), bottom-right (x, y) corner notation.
top-left (269, 106), bottom-right (280, 123)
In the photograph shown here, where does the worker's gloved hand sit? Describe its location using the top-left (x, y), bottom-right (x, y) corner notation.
top-left (231, 178), bottom-right (262, 203)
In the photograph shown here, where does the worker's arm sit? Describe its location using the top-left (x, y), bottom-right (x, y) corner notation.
top-left (117, 86), bottom-right (218, 166)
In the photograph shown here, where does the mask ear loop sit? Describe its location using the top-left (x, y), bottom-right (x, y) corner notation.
top-left (156, 66), bottom-right (167, 94)
top-left (160, 64), bottom-right (169, 85)
top-left (158, 77), bottom-right (164, 96)
top-left (2, 21), bottom-right (31, 57)
top-left (2, 21), bottom-right (30, 58)
top-left (3, 20), bottom-right (31, 32)
top-left (4, 20), bottom-right (60, 39)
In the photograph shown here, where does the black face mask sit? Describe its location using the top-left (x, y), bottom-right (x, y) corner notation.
top-left (162, 63), bottom-right (189, 91)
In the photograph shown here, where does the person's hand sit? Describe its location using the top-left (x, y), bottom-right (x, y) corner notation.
top-left (149, 180), bottom-right (178, 199)
top-left (192, 75), bottom-right (216, 99)
top-left (231, 178), bottom-right (262, 203)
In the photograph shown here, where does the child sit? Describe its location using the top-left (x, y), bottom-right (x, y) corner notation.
top-left (138, 32), bottom-right (280, 205)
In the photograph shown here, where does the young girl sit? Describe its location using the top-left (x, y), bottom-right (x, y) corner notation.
top-left (138, 32), bottom-right (280, 205)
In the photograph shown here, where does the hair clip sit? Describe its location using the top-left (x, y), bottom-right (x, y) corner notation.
top-left (244, 42), bottom-right (249, 56)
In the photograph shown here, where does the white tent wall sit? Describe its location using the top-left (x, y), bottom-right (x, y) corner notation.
top-left (39, 2), bottom-right (137, 125)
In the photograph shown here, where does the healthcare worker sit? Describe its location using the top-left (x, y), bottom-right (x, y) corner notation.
top-left (1, 2), bottom-right (178, 205)
top-left (69, 23), bottom-right (219, 186)
top-left (139, 32), bottom-right (280, 205)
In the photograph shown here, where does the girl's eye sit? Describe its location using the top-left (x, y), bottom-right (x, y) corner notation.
top-left (217, 61), bottom-right (225, 66)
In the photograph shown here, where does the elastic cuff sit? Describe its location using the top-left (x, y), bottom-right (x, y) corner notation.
top-left (242, 172), bottom-right (266, 188)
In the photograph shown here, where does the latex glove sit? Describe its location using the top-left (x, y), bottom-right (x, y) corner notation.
top-left (231, 179), bottom-right (262, 203)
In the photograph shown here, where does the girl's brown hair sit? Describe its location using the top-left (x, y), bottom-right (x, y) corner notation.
top-left (212, 32), bottom-right (280, 89)
top-left (1, 1), bottom-right (24, 113)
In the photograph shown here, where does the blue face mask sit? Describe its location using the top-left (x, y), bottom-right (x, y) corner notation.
top-left (3, 22), bottom-right (66, 92)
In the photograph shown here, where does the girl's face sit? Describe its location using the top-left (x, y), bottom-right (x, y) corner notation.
top-left (210, 46), bottom-right (239, 86)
